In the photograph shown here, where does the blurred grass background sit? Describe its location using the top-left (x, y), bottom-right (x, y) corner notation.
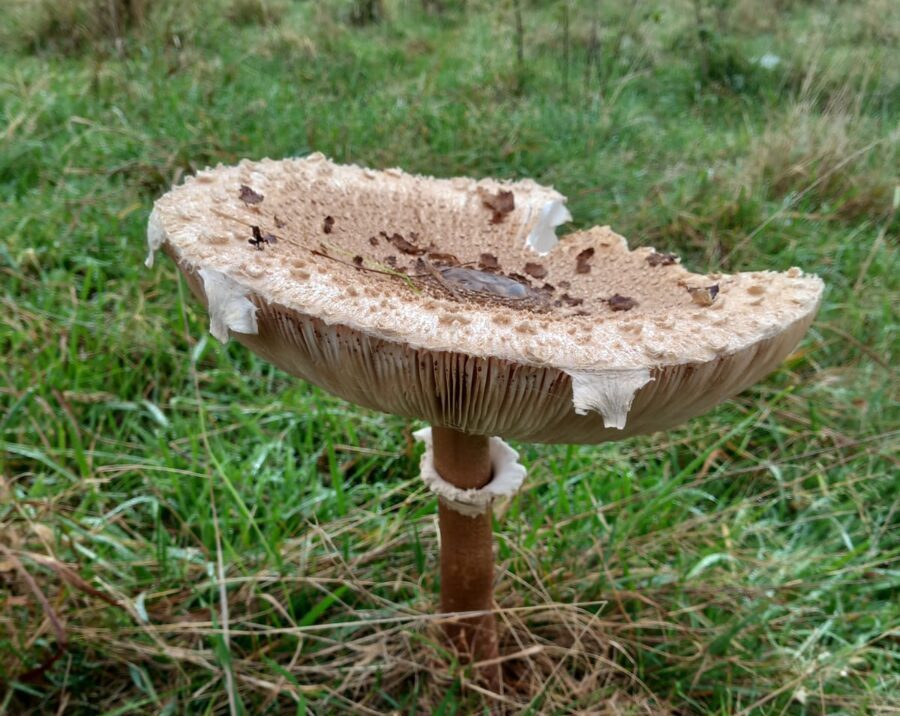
top-left (0, 0), bottom-right (897, 713)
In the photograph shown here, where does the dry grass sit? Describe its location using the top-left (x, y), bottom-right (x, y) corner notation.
top-left (839, 0), bottom-right (900, 44)
top-left (0, 504), bottom-right (670, 712)
top-left (2, 0), bottom-right (149, 55)
top-left (2, 417), bottom-right (895, 712)
top-left (633, 70), bottom-right (897, 265)
top-left (739, 99), bottom-right (898, 225)
top-left (0, 0), bottom-right (287, 56)
top-left (224, 0), bottom-right (288, 28)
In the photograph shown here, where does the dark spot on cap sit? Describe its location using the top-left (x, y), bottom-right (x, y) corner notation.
top-left (558, 280), bottom-right (571, 290)
top-left (647, 251), bottom-right (678, 267)
top-left (608, 294), bottom-right (637, 311)
top-left (323, 216), bottom-right (335, 234)
top-left (368, 236), bottom-right (379, 246)
top-left (248, 225), bottom-right (265, 250)
top-left (239, 185), bottom-right (264, 205)
top-left (524, 262), bottom-right (547, 279)
top-left (385, 255), bottom-right (397, 267)
top-left (274, 215), bottom-right (286, 229)
top-left (541, 282), bottom-right (555, 293)
top-left (478, 253), bottom-right (500, 271)
top-left (352, 255), bottom-right (364, 267)
top-left (576, 248), bottom-right (595, 274)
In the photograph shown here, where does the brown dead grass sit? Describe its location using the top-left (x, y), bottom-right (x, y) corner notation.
top-left (0, 515), bottom-right (677, 713)
top-left (224, 0), bottom-right (288, 28)
top-left (738, 87), bottom-right (898, 224)
top-left (2, 425), bottom-right (889, 714)
top-left (0, 0), bottom-right (286, 56)
top-left (839, 0), bottom-right (900, 44)
top-left (634, 71), bottom-right (897, 264)
top-left (2, 0), bottom-right (149, 55)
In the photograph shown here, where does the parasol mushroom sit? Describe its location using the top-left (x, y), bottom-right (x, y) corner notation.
top-left (146, 154), bottom-right (823, 689)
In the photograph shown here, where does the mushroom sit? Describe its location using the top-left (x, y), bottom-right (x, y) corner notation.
top-left (146, 155), bottom-right (823, 688)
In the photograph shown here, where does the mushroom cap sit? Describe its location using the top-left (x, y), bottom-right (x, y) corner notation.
top-left (148, 155), bottom-right (823, 444)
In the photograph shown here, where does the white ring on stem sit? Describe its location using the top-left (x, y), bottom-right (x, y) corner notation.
top-left (413, 427), bottom-right (527, 517)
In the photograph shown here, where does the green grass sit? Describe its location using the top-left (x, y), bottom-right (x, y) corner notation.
top-left (0, 0), bottom-right (897, 713)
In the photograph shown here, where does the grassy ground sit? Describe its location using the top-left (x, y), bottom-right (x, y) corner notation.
top-left (0, 0), bottom-right (897, 713)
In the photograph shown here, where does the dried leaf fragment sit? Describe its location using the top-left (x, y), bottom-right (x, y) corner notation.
top-left (524, 262), bottom-right (547, 279)
top-left (239, 185), bottom-right (264, 205)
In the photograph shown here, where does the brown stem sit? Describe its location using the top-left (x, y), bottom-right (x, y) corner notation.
top-left (432, 426), bottom-right (501, 690)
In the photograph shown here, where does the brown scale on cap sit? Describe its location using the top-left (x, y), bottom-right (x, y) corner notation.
top-left (239, 185), bottom-right (264, 205)
top-left (524, 262), bottom-right (547, 279)
top-left (575, 248), bottom-right (595, 274)
top-left (478, 253), bottom-right (501, 272)
top-left (688, 284), bottom-right (720, 306)
top-left (558, 293), bottom-right (583, 307)
top-left (384, 231), bottom-right (425, 256)
top-left (608, 294), bottom-right (637, 312)
top-left (478, 188), bottom-right (516, 224)
top-left (646, 251), bottom-right (679, 267)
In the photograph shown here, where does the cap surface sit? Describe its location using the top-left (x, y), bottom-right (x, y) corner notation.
top-left (148, 155), bottom-right (823, 443)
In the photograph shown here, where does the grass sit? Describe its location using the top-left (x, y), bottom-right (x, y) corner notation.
top-left (0, 0), bottom-right (897, 712)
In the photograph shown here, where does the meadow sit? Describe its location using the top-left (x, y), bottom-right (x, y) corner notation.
top-left (0, 0), bottom-right (897, 713)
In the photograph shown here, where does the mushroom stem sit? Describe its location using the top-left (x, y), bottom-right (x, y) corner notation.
top-left (432, 426), bottom-right (501, 690)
